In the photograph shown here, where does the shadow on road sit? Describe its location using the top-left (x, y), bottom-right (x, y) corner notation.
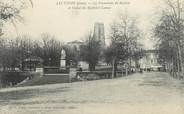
top-left (0, 86), bottom-right (70, 106)
top-left (138, 72), bottom-right (184, 90)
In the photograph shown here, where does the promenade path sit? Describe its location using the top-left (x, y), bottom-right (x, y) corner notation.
top-left (0, 72), bottom-right (184, 114)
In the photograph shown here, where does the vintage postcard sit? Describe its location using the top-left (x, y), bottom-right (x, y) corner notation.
top-left (0, 0), bottom-right (184, 114)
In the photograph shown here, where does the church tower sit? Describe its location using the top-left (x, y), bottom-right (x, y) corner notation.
top-left (93, 22), bottom-right (105, 47)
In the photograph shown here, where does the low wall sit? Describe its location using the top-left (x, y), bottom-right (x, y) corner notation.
top-left (42, 74), bottom-right (70, 84)
top-left (44, 67), bottom-right (68, 74)
top-left (77, 70), bottom-right (128, 80)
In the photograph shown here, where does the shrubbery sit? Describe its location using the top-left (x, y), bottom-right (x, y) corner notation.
top-left (0, 71), bottom-right (35, 87)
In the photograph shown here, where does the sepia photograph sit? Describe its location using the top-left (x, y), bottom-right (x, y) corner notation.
top-left (0, 0), bottom-right (184, 114)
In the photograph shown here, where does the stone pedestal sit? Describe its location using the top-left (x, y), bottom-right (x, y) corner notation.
top-left (69, 67), bottom-right (77, 83)
top-left (60, 59), bottom-right (66, 68)
top-left (36, 67), bottom-right (44, 77)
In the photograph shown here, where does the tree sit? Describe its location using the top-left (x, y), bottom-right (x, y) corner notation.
top-left (0, 37), bottom-right (8, 70)
top-left (105, 39), bottom-right (128, 77)
top-left (0, 35), bottom-right (31, 71)
top-left (41, 34), bottom-right (62, 66)
top-left (0, 0), bottom-right (34, 70)
top-left (64, 45), bottom-right (80, 67)
top-left (80, 31), bottom-right (102, 71)
top-left (32, 40), bottom-right (44, 58)
top-left (0, 0), bottom-right (33, 35)
top-left (106, 13), bottom-right (141, 77)
top-left (154, 0), bottom-right (184, 77)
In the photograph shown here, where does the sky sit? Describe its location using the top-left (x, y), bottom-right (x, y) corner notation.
top-left (2, 0), bottom-right (165, 49)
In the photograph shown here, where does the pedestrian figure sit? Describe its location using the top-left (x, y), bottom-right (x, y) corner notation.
top-left (77, 66), bottom-right (83, 81)
top-left (79, 67), bottom-right (82, 72)
top-left (140, 68), bottom-right (143, 73)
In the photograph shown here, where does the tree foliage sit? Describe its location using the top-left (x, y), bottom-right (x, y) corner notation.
top-left (105, 13), bottom-right (142, 77)
top-left (0, 0), bottom-right (33, 35)
top-left (0, 34), bottom-right (63, 71)
top-left (80, 31), bottom-right (102, 71)
top-left (154, 0), bottom-right (184, 75)
top-left (64, 45), bottom-right (80, 67)
top-left (41, 34), bottom-right (62, 66)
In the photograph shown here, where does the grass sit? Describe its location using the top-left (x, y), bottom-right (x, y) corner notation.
top-left (18, 74), bottom-right (69, 87)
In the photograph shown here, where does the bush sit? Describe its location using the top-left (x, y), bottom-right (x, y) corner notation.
top-left (0, 71), bottom-right (32, 87)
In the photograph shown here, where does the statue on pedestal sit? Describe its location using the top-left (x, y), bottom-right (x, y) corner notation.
top-left (60, 49), bottom-right (66, 68)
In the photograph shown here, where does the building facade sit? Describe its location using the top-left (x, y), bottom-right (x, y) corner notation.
top-left (139, 50), bottom-right (162, 70)
top-left (67, 40), bottom-right (84, 51)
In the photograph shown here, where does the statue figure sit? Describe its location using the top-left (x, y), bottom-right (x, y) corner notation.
top-left (61, 49), bottom-right (66, 60)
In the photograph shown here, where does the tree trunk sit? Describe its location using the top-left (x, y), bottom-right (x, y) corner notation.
top-left (173, 56), bottom-right (177, 77)
top-left (125, 64), bottom-right (128, 76)
top-left (129, 57), bottom-right (132, 67)
top-left (111, 58), bottom-right (117, 78)
top-left (89, 63), bottom-right (95, 71)
top-left (114, 61), bottom-right (118, 77)
top-left (111, 58), bottom-right (115, 79)
top-left (178, 44), bottom-right (183, 73)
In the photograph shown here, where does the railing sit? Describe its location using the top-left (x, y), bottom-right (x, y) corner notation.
top-left (76, 70), bottom-right (128, 80)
